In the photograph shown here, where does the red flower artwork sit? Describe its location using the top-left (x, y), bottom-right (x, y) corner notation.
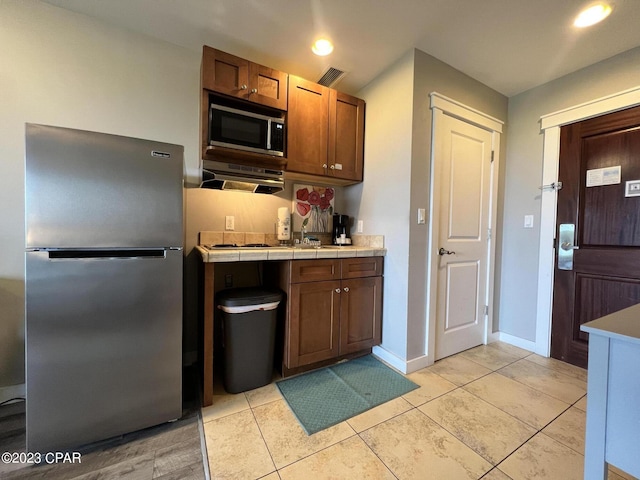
top-left (308, 190), bottom-right (321, 205)
top-left (296, 202), bottom-right (311, 216)
top-left (296, 188), bottom-right (309, 201)
top-left (294, 185), bottom-right (335, 233)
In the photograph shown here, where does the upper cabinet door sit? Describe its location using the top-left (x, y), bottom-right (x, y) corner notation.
top-left (201, 47), bottom-right (249, 98)
top-left (328, 91), bottom-right (365, 182)
top-left (248, 63), bottom-right (288, 110)
top-left (202, 46), bottom-right (288, 110)
top-left (287, 75), bottom-right (330, 176)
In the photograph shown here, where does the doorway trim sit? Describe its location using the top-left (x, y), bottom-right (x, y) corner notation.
top-left (535, 85), bottom-right (640, 356)
top-left (427, 92), bottom-right (503, 363)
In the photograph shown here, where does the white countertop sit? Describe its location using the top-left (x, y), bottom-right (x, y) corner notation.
top-left (196, 245), bottom-right (387, 263)
top-left (581, 303), bottom-right (640, 345)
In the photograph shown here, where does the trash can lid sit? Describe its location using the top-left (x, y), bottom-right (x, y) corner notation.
top-left (216, 287), bottom-right (283, 307)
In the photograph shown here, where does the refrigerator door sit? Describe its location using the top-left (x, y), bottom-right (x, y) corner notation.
top-left (25, 249), bottom-right (182, 452)
top-left (25, 124), bottom-right (183, 249)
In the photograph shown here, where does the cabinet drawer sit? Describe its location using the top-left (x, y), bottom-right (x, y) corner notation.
top-left (341, 257), bottom-right (383, 279)
top-left (290, 259), bottom-right (340, 283)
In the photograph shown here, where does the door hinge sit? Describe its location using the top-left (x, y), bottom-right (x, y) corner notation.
top-left (487, 227), bottom-right (492, 240)
top-left (491, 150), bottom-right (495, 163)
top-left (484, 305), bottom-right (489, 316)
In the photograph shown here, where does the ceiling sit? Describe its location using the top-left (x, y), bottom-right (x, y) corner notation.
top-left (42, 0), bottom-right (640, 97)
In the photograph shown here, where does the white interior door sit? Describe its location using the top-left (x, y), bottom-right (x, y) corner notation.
top-left (433, 112), bottom-right (493, 360)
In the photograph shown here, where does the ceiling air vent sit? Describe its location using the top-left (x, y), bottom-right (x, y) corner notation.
top-left (317, 67), bottom-right (347, 88)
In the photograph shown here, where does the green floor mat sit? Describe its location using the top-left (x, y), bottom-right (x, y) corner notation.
top-left (276, 355), bottom-right (418, 435)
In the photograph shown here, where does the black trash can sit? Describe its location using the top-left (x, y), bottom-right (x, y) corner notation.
top-left (216, 287), bottom-right (282, 394)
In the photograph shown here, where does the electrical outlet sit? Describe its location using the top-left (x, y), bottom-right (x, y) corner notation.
top-left (225, 274), bottom-right (233, 288)
top-left (357, 220), bottom-right (364, 233)
top-left (225, 216), bottom-right (235, 231)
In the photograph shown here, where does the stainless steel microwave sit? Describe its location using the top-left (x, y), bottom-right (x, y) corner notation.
top-left (208, 103), bottom-right (285, 157)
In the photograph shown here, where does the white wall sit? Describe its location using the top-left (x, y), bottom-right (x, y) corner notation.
top-left (499, 46), bottom-right (640, 342)
top-left (345, 51), bottom-right (415, 361)
top-left (347, 49), bottom-right (507, 370)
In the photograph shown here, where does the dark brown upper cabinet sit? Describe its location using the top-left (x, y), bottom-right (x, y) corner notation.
top-left (201, 46), bottom-right (288, 111)
top-left (286, 76), bottom-right (330, 177)
top-left (287, 75), bottom-right (365, 184)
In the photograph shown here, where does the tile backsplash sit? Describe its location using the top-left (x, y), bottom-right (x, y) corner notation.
top-left (351, 235), bottom-right (385, 248)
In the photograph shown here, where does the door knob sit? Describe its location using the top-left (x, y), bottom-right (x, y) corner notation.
top-left (560, 242), bottom-right (579, 251)
top-left (438, 247), bottom-right (456, 256)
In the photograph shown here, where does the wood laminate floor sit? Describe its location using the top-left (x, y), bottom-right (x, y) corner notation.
top-left (0, 367), bottom-right (206, 480)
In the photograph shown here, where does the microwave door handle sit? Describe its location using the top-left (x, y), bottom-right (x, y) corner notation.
top-left (266, 119), bottom-right (272, 150)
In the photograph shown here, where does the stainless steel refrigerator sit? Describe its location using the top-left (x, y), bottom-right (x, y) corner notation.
top-left (25, 124), bottom-right (184, 452)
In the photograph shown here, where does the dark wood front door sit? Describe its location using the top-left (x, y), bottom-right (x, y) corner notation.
top-left (552, 105), bottom-right (640, 368)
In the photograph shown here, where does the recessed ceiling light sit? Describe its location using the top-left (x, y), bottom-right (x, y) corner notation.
top-left (312, 38), bottom-right (334, 56)
top-left (574, 3), bottom-right (612, 27)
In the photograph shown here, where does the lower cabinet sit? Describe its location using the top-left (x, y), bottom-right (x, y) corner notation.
top-left (275, 257), bottom-right (383, 371)
top-left (289, 280), bottom-right (341, 366)
top-left (339, 275), bottom-right (382, 355)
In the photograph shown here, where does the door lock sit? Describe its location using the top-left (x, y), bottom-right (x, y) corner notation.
top-left (558, 224), bottom-right (579, 270)
top-left (438, 247), bottom-right (456, 256)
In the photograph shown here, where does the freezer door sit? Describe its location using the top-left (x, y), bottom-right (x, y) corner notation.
top-left (25, 124), bottom-right (183, 249)
top-left (25, 249), bottom-right (182, 452)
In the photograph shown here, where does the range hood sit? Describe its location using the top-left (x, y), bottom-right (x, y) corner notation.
top-left (200, 159), bottom-right (284, 194)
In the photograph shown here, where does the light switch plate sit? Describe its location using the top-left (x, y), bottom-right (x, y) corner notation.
top-left (357, 220), bottom-right (364, 233)
top-left (524, 215), bottom-right (534, 228)
top-left (225, 216), bottom-right (235, 231)
top-left (418, 208), bottom-right (426, 224)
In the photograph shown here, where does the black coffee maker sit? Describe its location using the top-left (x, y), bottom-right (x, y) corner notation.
top-left (332, 214), bottom-right (350, 245)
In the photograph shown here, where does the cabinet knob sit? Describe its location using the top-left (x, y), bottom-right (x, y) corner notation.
top-left (330, 165), bottom-right (335, 170)
top-left (335, 288), bottom-right (341, 293)
top-left (343, 286), bottom-right (350, 292)
top-left (240, 84), bottom-right (248, 90)
top-left (322, 164), bottom-right (328, 169)
top-left (250, 88), bottom-right (258, 94)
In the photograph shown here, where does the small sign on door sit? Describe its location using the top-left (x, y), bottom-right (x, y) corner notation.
top-left (586, 165), bottom-right (621, 187)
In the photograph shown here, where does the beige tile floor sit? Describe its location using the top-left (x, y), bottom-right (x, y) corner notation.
top-left (201, 342), bottom-right (638, 480)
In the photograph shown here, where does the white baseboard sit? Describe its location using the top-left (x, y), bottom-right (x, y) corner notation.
top-left (373, 332), bottom-right (536, 377)
top-left (487, 331), bottom-right (501, 343)
top-left (0, 383), bottom-right (25, 404)
top-left (372, 346), bottom-right (408, 373)
top-left (372, 346), bottom-right (433, 375)
top-left (495, 332), bottom-right (537, 354)
top-left (405, 354), bottom-right (433, 374)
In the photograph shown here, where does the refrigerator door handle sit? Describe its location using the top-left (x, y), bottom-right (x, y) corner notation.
top-left (48, 249), bottom-right (166, 259)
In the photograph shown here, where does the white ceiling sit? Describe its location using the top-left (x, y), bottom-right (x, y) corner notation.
top-left (42, 0), bottom-right (640, 97)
